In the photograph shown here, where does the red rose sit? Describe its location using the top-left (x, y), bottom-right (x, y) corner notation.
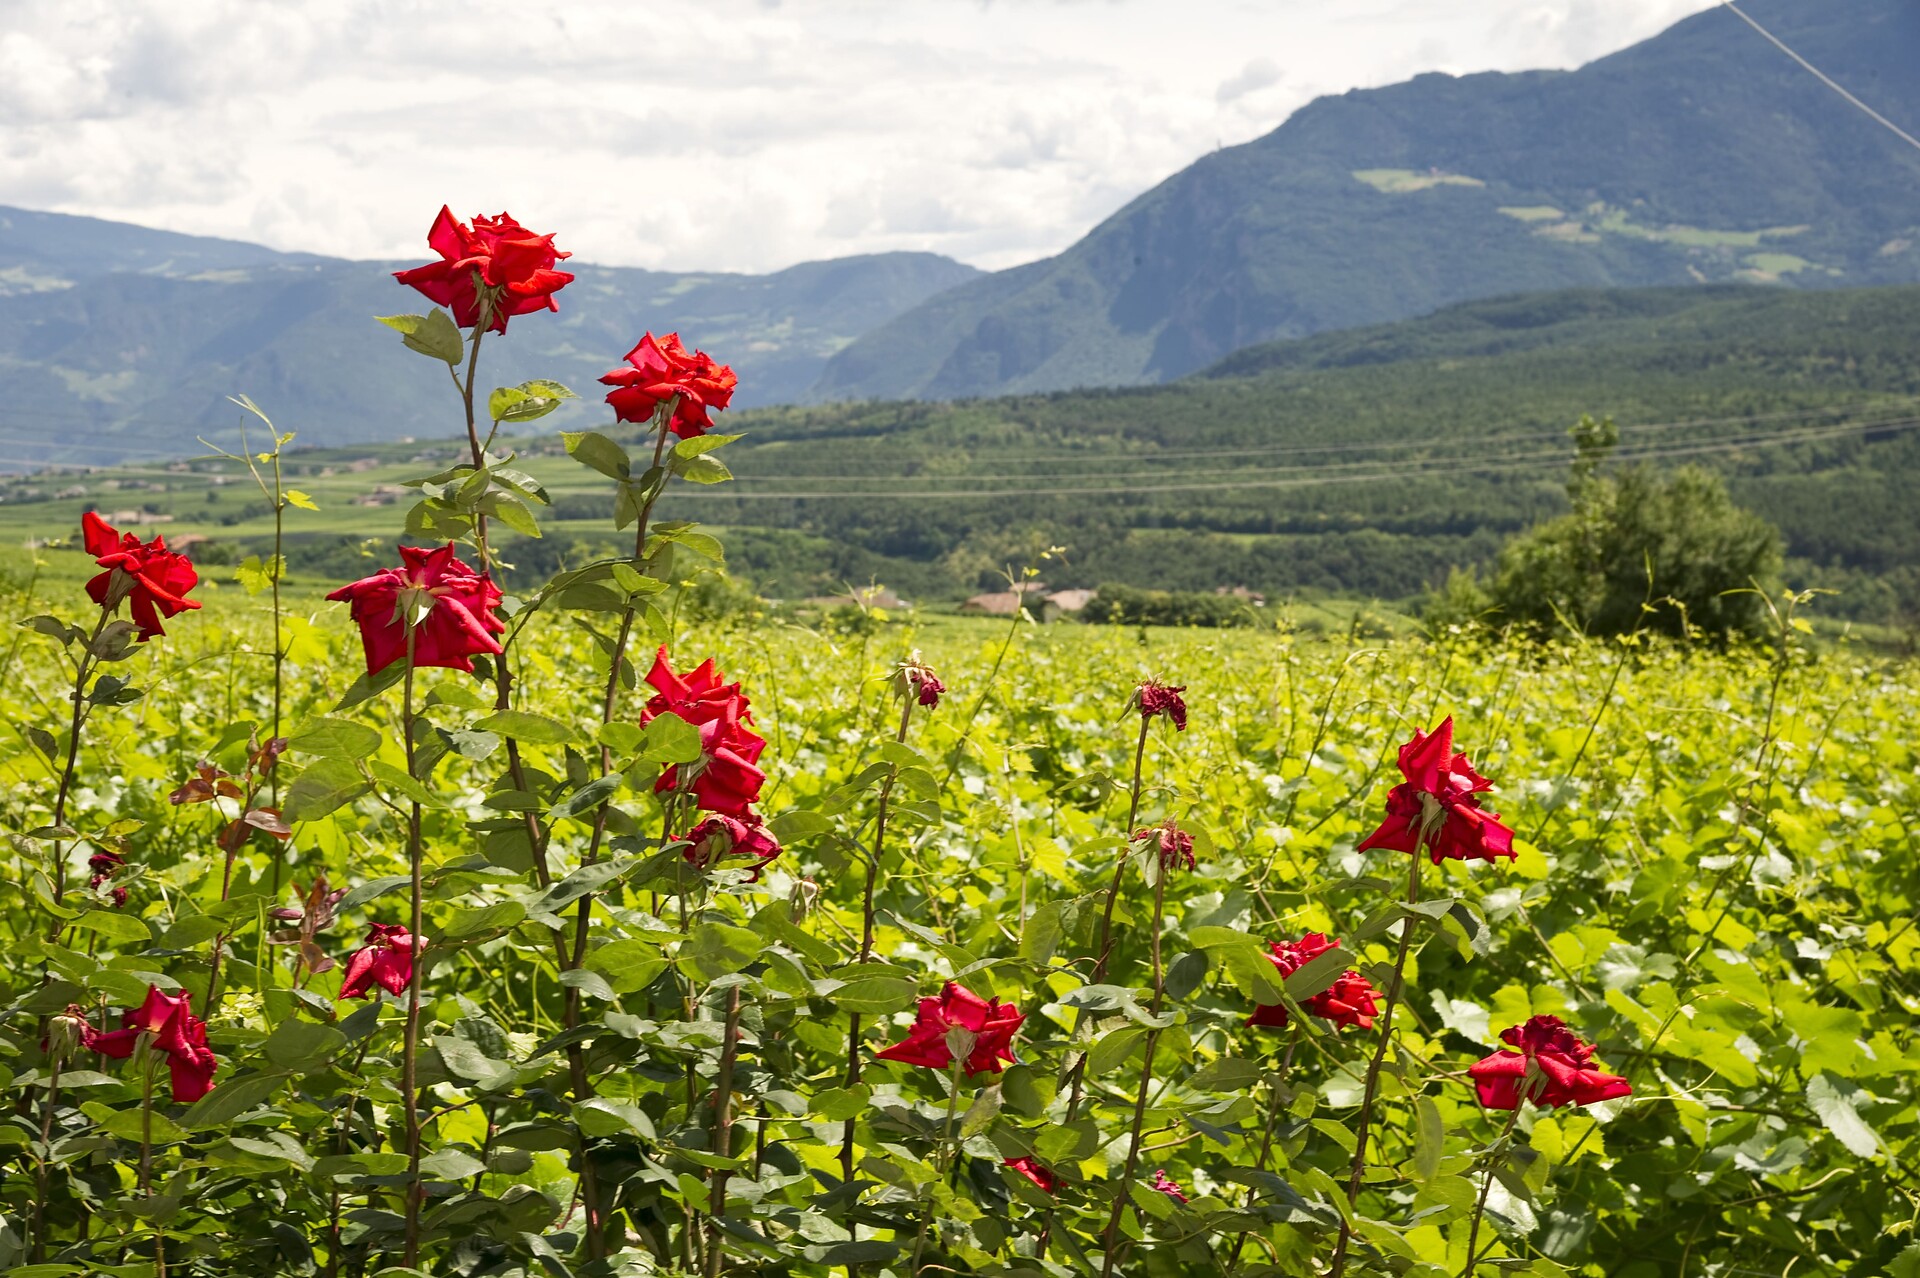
top-left (876, 981), bottom-right (1024, 1077)
top-left (682, 813), bottom-right (783, 881)
top-left (641, 648), bottom-right (767, 816)
top-left (338, 922), bottom-right (418, 1000)
top-left (1357, 716), bottom-right (1516, 865)
top-left (81, 511), bottom-right (201, 641)
top-left (1247, 932), bottom-right (1381, 1031)
top-left (1133, 819), bottom-right (1195, 873)
top-left (1133, 680), bottom-right (1187, 731)
top-left (1469, 1015), bottom-right (1631, 1110)
top-left (599, 331), bottom-right (738, 440)
top-left (1005, 1156), bottom-right (1058, 1193)
top-left (393, 206), bottom-right (574, 333)
top-left (325, 544), bottom-right (505, 676)
top-left (94, 986), bottom-right (219, 1102)
top-left (1149, 1169), bottom-right (1190, 1204)
top-left (895, 659), bottom-right (944, 709)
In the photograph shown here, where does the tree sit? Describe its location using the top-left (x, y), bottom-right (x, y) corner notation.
top-left (1436, 415), bottom-right (1782, 639)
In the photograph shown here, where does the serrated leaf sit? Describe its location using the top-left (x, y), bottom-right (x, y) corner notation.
top-left (377, 309), bottom-right (464, 365)
top-left (562, 431), bottom-right (631, 481)
top-left (283, 757), bottom-right (371, 822)
top-left (289, 716), bottom-right (382, 760)
top-left (476, 709), bottom-right (576, 745)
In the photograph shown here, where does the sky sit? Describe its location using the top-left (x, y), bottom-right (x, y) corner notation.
top-left (0, 0), bottom-right (1723, 276)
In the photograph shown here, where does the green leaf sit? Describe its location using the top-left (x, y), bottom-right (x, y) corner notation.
top-left (489, 380), bottom-right (576, 424)
top-left (562, 431), bottom-right (632, 481)
top-left (1806, 1073), bottom-right (1879, 1157)
top-left (182, 1071), bottom-right (288, 1129)
top-left (338, 874), bottom-right (409, 911)
top-left (475, 709), bottom-right (576, 745)
top-left (1088, 1025), bottom-right (1148, 1076)
top-left (284, 489), bottom-right (319, 511)
top-left (264, 1017), bottom-right (347, 1071)
top-left (681, 922), bottom-right (763, 982)
top-left (638, 711), bottom-right (702, 764)
top-left (1283, 945), bottom-right (1354, 1000)
top-left (377, 309), bottom-right (465, 365)
top-left (289, 716), bottom-right (382, 760)
top-left (672, 433), bottom-right (741, 459)
top-left (67, 909), bottom-right (151, 947)
top-left (574, 1098), bottom-right (655, 1139)
top-left (528, 857), bottom-right (640, 915)
top-left (827, 976), bottom-right (920, 1014)
top-left (1412, 1096), bottom-right (1444, 1183)
top-left (548, 774), bottom-right (621, 822)
top-left (419, 1147), bottom-right (488, 1180)
top-left (369, 759), bottom-right (447, 808)
top-left (674, 453), bottom-right (733, 484)
top-left (480, 491), bottom-right (542, 538)
top-left (283, 758), bottom-right (371, 822)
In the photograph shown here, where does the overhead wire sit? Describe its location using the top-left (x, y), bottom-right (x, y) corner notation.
top-left (1721, 1), bottom-right (1920, 156)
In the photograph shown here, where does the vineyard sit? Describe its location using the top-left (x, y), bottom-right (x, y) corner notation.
top-left (0, 207), bottom-right (1914, 1278)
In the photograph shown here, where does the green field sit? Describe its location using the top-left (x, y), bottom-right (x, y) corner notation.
top-left (1, 529), bottom-right (1914, 1274)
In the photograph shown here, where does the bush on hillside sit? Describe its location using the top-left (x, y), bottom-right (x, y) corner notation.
top-left (1081, 582), bottom-right (1259, 628)
top-left (1433, 415), bottom-right (1781, 639)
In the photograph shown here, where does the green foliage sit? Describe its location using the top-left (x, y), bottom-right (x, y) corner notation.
top-left (1464, 415), bottom-right (1783, 639)
top-left (1080, 582), bottom-right (1260, 628)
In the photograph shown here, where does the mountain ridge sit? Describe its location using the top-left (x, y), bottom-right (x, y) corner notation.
top-left (811, 0), bottom-right (1920, 402)
top-left (0, 205), bottom-right (978, 467)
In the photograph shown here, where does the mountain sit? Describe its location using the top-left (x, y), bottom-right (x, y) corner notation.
top-left (813, 0), bottom-right (1920, 402)
top-left (0, 206), bottom-right (978, 468)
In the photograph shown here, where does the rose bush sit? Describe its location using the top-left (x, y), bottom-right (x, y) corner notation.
top-left (0, 205), bottom-right (1910, 1278)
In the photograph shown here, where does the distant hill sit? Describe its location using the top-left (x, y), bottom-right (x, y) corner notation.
top-left (0, 206), bottom-right (978, 468)
top-left (11, 283), bottom-right (1920, 628)
top-left (814, 0), bottom-right (1920, 402)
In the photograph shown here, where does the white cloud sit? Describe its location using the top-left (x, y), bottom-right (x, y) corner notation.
top-left (0, 0), bottom-right (1720, 273)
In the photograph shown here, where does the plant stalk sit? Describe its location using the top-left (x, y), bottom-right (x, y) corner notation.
top-left (1328, 845), bottom-right (1426, 1278)
top-left (400, 632), bottom-right (425, 1269)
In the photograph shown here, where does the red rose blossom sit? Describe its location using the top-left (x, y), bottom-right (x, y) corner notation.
top-left (1133, 680), bottom-right (1187, 731)
top-left (393, 206), bottom-right (574, 333)
top-left (1149, 1169), bottom-right (1190, 1204)
top-left (326, 544), bottom-right (505, 676)
top-left (1357, 716), bottom-right (1516, 865)
top-left (1247, 932), bottom-right (1381, 1031)
top-left (681, 813), bottom-right (783, 881)
top-left (895, 657), bottom-right (945, 709)
top-left (599, 331), bottom-right (738, 440)
top-left (1005, 1156), bottom-right (1058, 1193)
top-left (876, 981), bottom-right (1024, 1077)
top-left (1133, 819), bottom-right (1195, 873)
top-left (641, 648), bottom-right (767, 816)
top-left (1469, 1015), bottom-right (1632, 1110)
top-left (94, 986), bottom-right (218, 1102)
top-left (337, 922), bottom-right (419, 1000)
top-left (81, 511), bottom-right (201, 641)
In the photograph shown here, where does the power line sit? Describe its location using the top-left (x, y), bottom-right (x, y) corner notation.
top-left (1722, 1), bottom-right (1920, 156)
top-left (652, 416), bottom-right (1920, 501)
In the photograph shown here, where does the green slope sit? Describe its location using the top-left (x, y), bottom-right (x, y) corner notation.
top-left (8, 283), bottom-right (1920, 627)
top-left (0, 206), bottom-right (978, 468)
top-left (814, 0), bottom-right (1920, 401)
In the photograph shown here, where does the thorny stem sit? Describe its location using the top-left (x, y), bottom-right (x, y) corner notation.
top-left (47, 605), bottom-right (112, 931)
top-left (29, 1058), bottom-right (61, 1262)
top-left (1461, 1099), bottom-right (1526, 1276)
top-left (1328, 843), bottom-right (1426, 1278)
top-left (564, 404), bottom-right (674, 1261)
top-left (400, 631), bottom-right (426, 1269)
top-left (140, 1046), bottom-right (165, 1277)
top-left (1224, 1030), bottom-right (1298, 1271)
top-left (705, 982), bottom-right (745, 1278)
top-left (1098, 860), bottom-right (1169, 1278)
top-left (841, 694), bottom-right (918, 1183)
top-left (912, 1061), bottom-right (967, 1277)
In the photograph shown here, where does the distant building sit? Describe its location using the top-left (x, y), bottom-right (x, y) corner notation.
top-left (963, 585), bottom-right (1095, 620)
top-left (1215, 585), bottom-right (1267, 606)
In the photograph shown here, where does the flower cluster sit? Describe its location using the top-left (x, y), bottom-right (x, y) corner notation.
top-left (1358, 716), bottom-right (1516, 864)
top-left (395, 206), bottom-right (575, 333)
top-left (642, 648), bottom-right (767, 816)
top-left (876, 982), bottom-right (1025, 1076)
top-left (81, 511), bottom-right (201, 641)
top-left (327, 543), bottom-right (506, 675)
top-left (1247, 932), bottom-right (1381, 1031)
top-left (94, 986), bottom-right (218, 1102)
top-left (1470, 1014), bottom-right (1632, 1110)
top-left (600, 331), bottom-right (738, 439)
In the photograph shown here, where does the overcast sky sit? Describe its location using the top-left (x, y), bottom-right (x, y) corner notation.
top-left (1, 0), bottom-right (1722, 275)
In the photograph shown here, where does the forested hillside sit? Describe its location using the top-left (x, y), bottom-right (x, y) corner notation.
top-left (7, 283), bottom-right (1920, 627)
top-left (816, 0), bottom-right (1920, 401)
top-left (0, 205), bottom-right (977, 468)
